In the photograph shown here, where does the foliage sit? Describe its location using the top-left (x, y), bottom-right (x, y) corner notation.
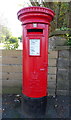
top-left (9, 37), bottom-right (18, 43)
top-left (45, 2), bottom-right (69, 31)
top-left (55, 27), bottom-right (71, 31)
top-left (30, 1), bottom-right (70, 32)
top-left (66, 33), bottom-right (71, 46)
top-left (18, 36), bottom-right (22, 41)
top-left (0, 24), bottom-right (12, 43)
top-left (4, 37), bottom-right (19, 50)
top-left (0, 24), bottom-right (19, 49)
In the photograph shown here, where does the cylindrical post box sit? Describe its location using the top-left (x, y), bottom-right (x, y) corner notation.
top-left (17, 6), bottom-right (55, 98)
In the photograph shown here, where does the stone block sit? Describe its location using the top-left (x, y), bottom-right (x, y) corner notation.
top-left (57, 69), bottom-right (69, 80)
top-left (48, 75), bottom-right (56, 81)
top-left (49, 36), bottom-right (66, 50)
top-left (48, 59), bottom-right (57, 67)
top-left (48, 67), bottom-right (56, 75)
top-left (57, 90), bottom-right (69, 95)
top-left (48, 51), bottom-right (58, 58)
top-left (69, 60), bottom-right (71, 67)
top-left (59, 50), bottom-right (69, 58)
top-left (57, 69), bottom-right (69, 90)
top-left (2, 86), bottom-right (22, 94)
top-left (57, 79), bottom-right (69, 90)
top-left (58, 58), bottom-right (69, 69)
top-left (48, 89), bottom-right (55, 96)
top-left (68, 68), bottom-right (71, 90)
top-left (53, 46), bottom-right (70, 51)
top-left (48, 82), bottom-right (56, 90)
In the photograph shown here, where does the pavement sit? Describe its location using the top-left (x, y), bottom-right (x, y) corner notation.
top-left (1, 94), bottom-right (71, 119)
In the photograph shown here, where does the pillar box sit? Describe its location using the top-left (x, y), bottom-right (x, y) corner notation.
top-left (17, 6), bottom-right (55, 98)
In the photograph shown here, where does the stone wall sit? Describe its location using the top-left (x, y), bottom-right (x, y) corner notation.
top-left (48, 50), bottom-right (58, 96)
top-left (49, 32), bottom-right (70, 96)
top-left (56, 46), bottom-right (70, 95)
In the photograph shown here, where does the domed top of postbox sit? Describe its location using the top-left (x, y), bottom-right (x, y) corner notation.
top-left (17, 6), bottom-right (55, 25)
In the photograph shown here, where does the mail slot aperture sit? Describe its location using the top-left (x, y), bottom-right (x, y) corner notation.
top-left (27, 29), bottom-right (43, 34)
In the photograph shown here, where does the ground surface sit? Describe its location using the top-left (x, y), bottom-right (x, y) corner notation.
top-left (1, 94), bottom-right (71, 119)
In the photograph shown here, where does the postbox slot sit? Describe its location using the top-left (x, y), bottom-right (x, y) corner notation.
top-left (27, 29), bottom-right (43, 34)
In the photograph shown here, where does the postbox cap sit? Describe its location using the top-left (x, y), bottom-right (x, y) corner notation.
top-left (17, 6), bottom-right (55, 25)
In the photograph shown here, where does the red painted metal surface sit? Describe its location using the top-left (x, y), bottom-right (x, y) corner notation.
top-left (17, 6), bottom-right (55, 98)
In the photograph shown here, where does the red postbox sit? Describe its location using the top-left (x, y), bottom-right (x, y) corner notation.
top-left (17, 6), bottom-right (55, 98)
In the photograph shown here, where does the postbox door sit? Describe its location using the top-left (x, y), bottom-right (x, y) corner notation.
top-left (24, 36), bottom-right (48, 98)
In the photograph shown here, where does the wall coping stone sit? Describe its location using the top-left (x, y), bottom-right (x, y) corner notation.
top-left (53, 46), bottom-right (71, 51)
top-left (49, 30), bottom-right (70, 37)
